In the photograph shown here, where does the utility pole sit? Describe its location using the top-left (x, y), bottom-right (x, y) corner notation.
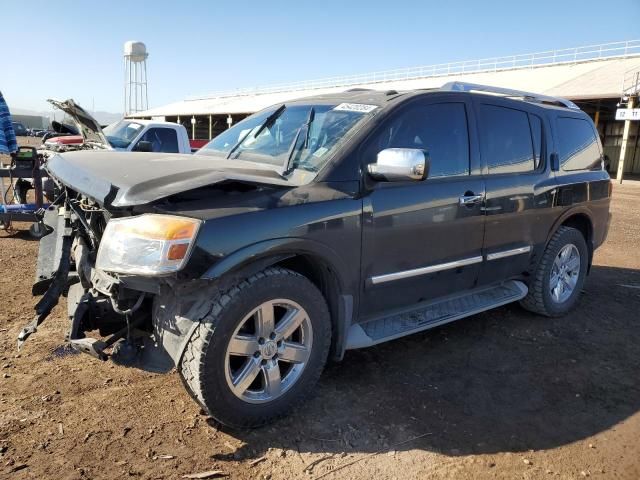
top-left (617, 96), bottom-right (635, 184)
top-left (617, 68), bottom-right (640, 183)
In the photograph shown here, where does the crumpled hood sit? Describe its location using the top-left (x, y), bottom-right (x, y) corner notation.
top-left (46, 151), bottom-right (295, 207)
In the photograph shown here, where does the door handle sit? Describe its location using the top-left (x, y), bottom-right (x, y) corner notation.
top-left (459, 193), bottom-right (484, 206)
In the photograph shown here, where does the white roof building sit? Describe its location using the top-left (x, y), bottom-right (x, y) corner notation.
top-left (133, 40), bottom-right (640, 119)
top-left (130, 40), bottom-right (640, 176)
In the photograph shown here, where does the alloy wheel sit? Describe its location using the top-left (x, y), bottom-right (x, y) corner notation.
top-left (224, 299), bottom-right (313, 404)
top-left (549, 243), bottom-right (581, 304)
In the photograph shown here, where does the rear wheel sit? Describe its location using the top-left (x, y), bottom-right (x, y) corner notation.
top-left (179, 267), bottom-right (331, 428)
top-left (521, 226), bottom-right (589, 317)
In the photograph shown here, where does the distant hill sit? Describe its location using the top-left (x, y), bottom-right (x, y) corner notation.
top-left (10, 107), bottom-right (122, 127)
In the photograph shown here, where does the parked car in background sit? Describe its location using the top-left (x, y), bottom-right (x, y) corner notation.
top-left (41, 99), bottom-right (196, 155)
top-left (25, 83), bottom-right (611, 428)
top-left (29, 128), bottom-right (51, 137)
top-left (12, 121), bottom-right (28, 136)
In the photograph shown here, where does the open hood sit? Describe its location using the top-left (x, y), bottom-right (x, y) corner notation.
top-left (47, 99), bottom-right (111, 149)
top-left (46, 151), bottom-right (298, 207)
top-left (51, 120), bottom-right (79, 135)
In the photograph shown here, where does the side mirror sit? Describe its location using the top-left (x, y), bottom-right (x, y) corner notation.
top-left (368, 148), bottom-right (429, 182)
top-left (134, 140), bottom-right (153, 152)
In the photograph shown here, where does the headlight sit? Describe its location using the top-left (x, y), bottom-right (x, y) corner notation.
top-left (96, 214), bottom-right (202, 275)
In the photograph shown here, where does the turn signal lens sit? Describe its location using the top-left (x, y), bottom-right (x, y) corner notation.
top-left (167, 243), bottom-right (189, 261)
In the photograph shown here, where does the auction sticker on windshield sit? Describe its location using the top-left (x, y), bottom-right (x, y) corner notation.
top-left (333, 103), bottom-right (378, 113)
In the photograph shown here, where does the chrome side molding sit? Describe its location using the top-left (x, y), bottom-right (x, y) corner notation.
top-left (370, 246), bottom-right (533, 285)
top-left (486, 246), bottom-right (531, 261)
top-left (370, 256), bottom-right (483, 285)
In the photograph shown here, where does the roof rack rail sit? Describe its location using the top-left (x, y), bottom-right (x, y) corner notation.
top-left (441, 81), bottom-right (580, 110)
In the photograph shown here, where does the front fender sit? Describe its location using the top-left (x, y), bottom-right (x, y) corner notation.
top-left (200, 237), bottom-right (354, 295)
top-left (200, 237), bottom-right (357, 361)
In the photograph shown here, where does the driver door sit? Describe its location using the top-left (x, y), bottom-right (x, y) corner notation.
top-left (360, 95), bottom-right (486, 318)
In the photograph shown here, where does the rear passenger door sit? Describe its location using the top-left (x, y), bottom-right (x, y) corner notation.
top-left (473, 98), bottom-right (557, 286)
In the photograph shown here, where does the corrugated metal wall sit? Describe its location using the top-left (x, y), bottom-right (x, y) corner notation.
top-left (602, 121), bottom-right (640, 174)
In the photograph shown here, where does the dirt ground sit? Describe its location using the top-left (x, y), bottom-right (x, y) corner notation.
top-left (1, 142), bottom-right (639, 479)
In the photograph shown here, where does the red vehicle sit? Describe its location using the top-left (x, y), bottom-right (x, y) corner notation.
top-left (43, 134), bottom-right (84, 149)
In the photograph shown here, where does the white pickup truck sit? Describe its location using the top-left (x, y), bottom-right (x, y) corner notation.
top-left (42, 99), bottom-right (195, 155)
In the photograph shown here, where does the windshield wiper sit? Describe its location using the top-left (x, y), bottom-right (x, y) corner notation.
top-left (226, 104), bottom-right (286, 160)
top-left (253, 104), bottom-right (286, 139)
top-left (282, 107), bottom-right (315, 177)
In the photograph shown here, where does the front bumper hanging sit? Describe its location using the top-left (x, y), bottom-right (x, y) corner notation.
top-left (17, 209), bottom-right (74, 348)
top-left (66, 285), bottom-right (146, 361)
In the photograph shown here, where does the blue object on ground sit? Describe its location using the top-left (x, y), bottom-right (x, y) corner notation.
top-left (0, 91), bottom-right (18, 154)
top-left (0, 203), bottom-right (50, 213)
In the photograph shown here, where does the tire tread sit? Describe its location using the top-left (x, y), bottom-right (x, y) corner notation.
top-left (179, 266), bottom-right (330, 428)
top-left (521, 226), bottom-right (585, 317)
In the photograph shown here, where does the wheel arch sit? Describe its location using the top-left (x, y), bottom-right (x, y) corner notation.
top-left (546, 208), bottom-right (594, 270)
top-left (200, 238), bottom-right (356, 361)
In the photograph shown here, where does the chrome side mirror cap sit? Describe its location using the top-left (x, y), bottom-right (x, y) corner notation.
top-left (367, 148), bottom-right (429, 182)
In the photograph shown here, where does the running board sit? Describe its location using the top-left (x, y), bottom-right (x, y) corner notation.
top-left (345, 280), bottom-right (528, 349)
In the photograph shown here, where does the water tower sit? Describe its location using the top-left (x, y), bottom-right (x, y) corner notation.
top-left (123, 41), bottom-right (149, 115)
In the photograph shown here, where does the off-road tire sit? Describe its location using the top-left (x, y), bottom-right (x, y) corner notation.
top-left (520, 226), bottom-right (589, 317)
top-left (179, 267), bottom-right (331, 428)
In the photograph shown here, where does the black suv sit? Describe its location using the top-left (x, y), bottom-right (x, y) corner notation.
top-left (24, 82), bottom-right (611, 428)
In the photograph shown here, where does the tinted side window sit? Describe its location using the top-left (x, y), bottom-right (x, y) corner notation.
top-left (479, 104), bottom-right (534, 174)
top-left (138, 128), bottom-right (179, 153)
top-left (556, 117), bottom-right (601, 171)
top-left (367, 102), bottom-right (470, 178)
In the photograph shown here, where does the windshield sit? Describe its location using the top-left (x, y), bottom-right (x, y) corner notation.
top-left (196, 103), bottom-right (376, 173)
top-left (103, 121), bottom-right (144, 148)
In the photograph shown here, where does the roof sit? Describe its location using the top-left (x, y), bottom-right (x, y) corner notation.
top-left (281, 89), bottom-right (405, 106)
top-left (545, 58), bottom-right (639, 99)
top-left (127, 119), bottom-right (183, 126)
top-left (131, 42), bottom-right (640, 119)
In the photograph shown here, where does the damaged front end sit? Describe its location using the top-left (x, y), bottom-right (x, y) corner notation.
top-left (21, 188), bottom-right (213, 373)
top-left (19, 145), bottom-right (297, 373)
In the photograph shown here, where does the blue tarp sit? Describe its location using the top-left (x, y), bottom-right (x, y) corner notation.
top-left (0, 91), bottom-right (17, 154)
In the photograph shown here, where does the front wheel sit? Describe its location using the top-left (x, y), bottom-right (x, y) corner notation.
top-left (521, 226), bottom-right (589, 317)
top-left (179, 267), bottom-right (331, 428)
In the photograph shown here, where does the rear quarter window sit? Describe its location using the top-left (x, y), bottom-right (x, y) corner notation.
top-left (556, 117), bottom-right (601, 171)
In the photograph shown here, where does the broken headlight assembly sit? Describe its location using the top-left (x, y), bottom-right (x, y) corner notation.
top-left (96, 214), bottom-right (201, 275)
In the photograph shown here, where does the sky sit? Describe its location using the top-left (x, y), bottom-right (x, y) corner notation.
top-left (1, 0), bottom-right (638, 115)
